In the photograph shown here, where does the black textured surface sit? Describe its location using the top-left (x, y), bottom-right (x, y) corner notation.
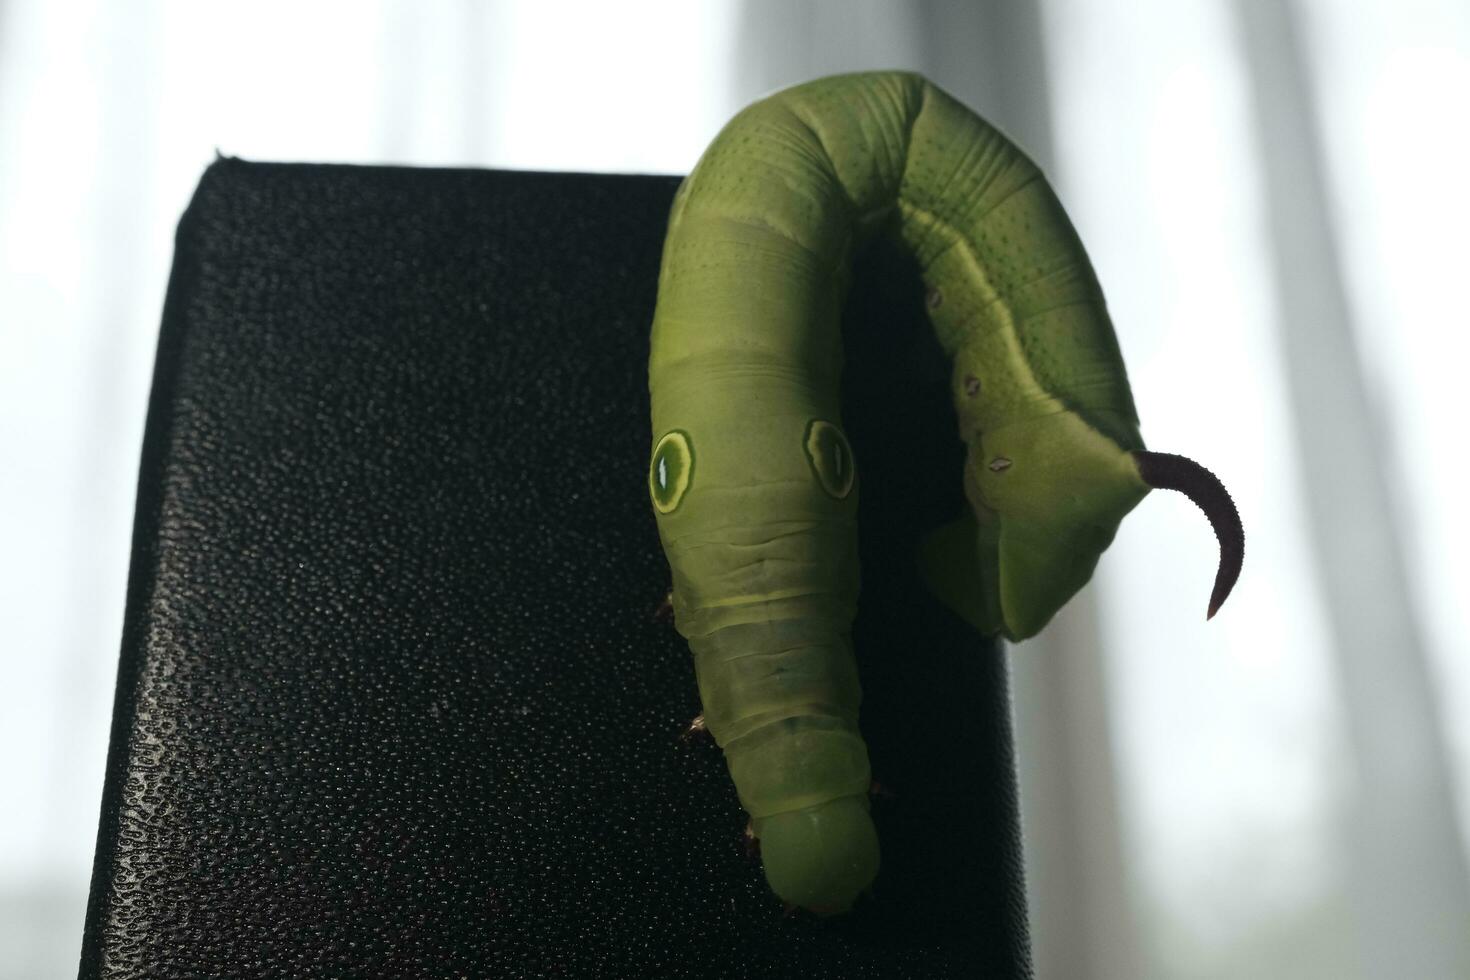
top-left (80, 159), bottom-right (1030, 978)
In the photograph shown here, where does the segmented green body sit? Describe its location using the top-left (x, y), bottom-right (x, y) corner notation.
top-left (648, 71), bottom-right (1151, 914)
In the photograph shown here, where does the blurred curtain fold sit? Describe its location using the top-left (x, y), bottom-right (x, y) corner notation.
top-left (1232, 1), bottom-right (1470, 975)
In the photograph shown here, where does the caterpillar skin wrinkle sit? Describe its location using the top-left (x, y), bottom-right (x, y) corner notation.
top-left (647, 71), bottom-right (1244, 916)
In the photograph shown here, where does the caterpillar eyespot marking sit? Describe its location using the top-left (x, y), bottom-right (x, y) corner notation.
top-left (649, 430), bottom-right (693, 514)
top-left (803, 419), bottom-right (855, 500)
top-left (646, 70), bottom-right (1244, 917)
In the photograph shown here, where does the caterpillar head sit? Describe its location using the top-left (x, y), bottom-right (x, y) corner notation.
top-left (923, 409), bottom-right (1243, 641)
top-left (754, 796), bottom-right (880, 917)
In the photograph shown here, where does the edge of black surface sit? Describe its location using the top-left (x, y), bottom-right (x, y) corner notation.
top-left (78, 159), bottom-right (211, 978)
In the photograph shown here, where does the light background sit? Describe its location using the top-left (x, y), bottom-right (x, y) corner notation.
top-left (1, 2), bottom-right (1466, 977)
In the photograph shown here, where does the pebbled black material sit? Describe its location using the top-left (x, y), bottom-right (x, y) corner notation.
top-left (80, 159), bottom-right (1031, 979)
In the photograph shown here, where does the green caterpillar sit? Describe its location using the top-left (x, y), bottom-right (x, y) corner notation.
top-left (647, 71), bottom-right (1243, 916)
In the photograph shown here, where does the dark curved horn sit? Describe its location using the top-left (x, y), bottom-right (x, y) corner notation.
top-left (1132, 451), bottom-right (1244, 620)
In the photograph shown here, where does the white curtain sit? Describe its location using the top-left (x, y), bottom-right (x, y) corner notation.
top-left (2, 2), bottom-right (1466, 977)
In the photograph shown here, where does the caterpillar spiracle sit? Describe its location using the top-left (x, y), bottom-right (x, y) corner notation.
top-left (646, 71), bottom-right (1244, 916)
